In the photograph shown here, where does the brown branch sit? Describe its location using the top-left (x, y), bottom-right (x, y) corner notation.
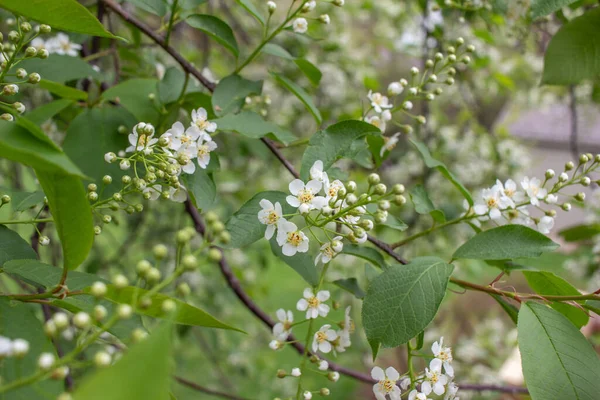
top-left (174, 376), bottom-right (249, 400)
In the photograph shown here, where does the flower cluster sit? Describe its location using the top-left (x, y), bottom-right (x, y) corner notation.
top-left (274, 0), bottom-right (344, 35)
top-left (30, 32), bottom-right (81, 57)
top-left (371, 337), bottom-right (458, 400)
top-left (467, 153), bottom-right (600, 234)
top-left (258, 160), bottom-right (406, 262)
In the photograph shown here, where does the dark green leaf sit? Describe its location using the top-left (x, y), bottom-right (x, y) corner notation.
top-left (341, 244), bottom-right (388, 269)
top-left (272, 73), bottom-right (321, 124)
top-left (333, 278), bottom-right (365, 299)
top-left (213, 111), bottom-right (296, 145)
top-left (211, 74), bottom-right (262, 116)
top-left (8, 190), bottom-right (46, 212)
top-left (269, 239), bottom-right (319, 286)
top-left (38, 79), bottom-right (88, 100)
top-left (101, 79), bottom-right (160, 125)
top-left (236, 0), bottom-right (265, 25)
top-left (490, 294), bottom-right (519, 325)
top-left (0, 225), bottom-right (37, 267)
top-left (180, 169), bottom-right (216, 210)
top-left (25, 99), bottom-right (74, 125)
top-left (158, 67), bottom-right (186, 104)
top-left (294, 59), bottom-right (322, 86)
top-left (18, 55), bottom-right (101, 83)
top-left (182, 92), bottom-right (215, 119)
top-left (559, 223), bottom-right (600, 242)
top-left (186, 14), bottom-right (239, 57)
top-left (127, 0), bottom-right (168, 16)
top-left (410, 184), bottom-right (446, 223)
top-left (530, 0), bottom-right (578, 19)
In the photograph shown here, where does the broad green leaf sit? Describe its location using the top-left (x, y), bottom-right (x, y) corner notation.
top-left (452, 225), bottom-right (559, 260)
top-left (0, 120), bottom-right (84, 176)
top-left (182, 92), bottom-right (215, 118)
top-left (584, 300), bottom-right (600, 315)
top-left (37, 170), bottom-right (94, 270)
top-left (187, 14), bottom-right (239, 57)
top-left (542, 8), bottom-right (600, 85)
top-left (158, 67), bottom-right (186, 104)
top-left (38, 79), bottom-right (88, 100)
top-left (518, 302), bottom-right (600, 400)
top-left (333, 278), bottom-right (365, 299)
top-left (0, 0), bottom-right (117, 38)
top-left (299, 120), bottom-right (380, 180)
top-left (214, 111), bottom-right (297, 145)
top-left (180, 169), bottom-right (216, 210)
top-left (410, 184), bottom-right (446, 223)
top-left (12, 113), bottom-right (60, 150)
top-left (102, 79), bottom-right (161, 125)
top-left (490, 294), bottom-right (519, 325)
top-left (262, 43), bottom-right (295, 59)
top-left (364, 263), bottom-right (380, 283)
top-left (73, 323), bottom-right (172, 400)
top-left (63, 107), bottom-right (135, 196)
top-left (25, 99), bottom-right (74, 124)
top-left (236, 0), bottom-right (265, 25)
top-left (93, 285), bottom-right (243, 331)
top-left (262, 44), bottom-right (322, 86)
top-left (381, 214), bottom-right (408, 232)
top-left (410, 139), bottom-right (473, 206)
top-left (211, 74), bottom-right (262, 116)
top-left (223, 191), bottom-right (293, 249)
top-left (362, 257), bottom-right (454, 358)
top-left (180, 0), bottom-right (207, 9)
top-left (523, 270), bottom-right (588, 328)
top-left (18, 55), bottom-right (100, 84)
top-left (342, 244), bottom-right (388, 270)
top-left (530, 0), bottom-right (578, 19)
top-left (0, 298), bottom-right (62, 399)
top-left (128, 0), bottom-right (168, 16)
top-left (269, 239), bottom-right (319, 286)
top-left (7, 190), bottom-right (46, 212)
top-left (272, 73), bottom-right (321, 124)
top-left (559, 223), bottom-right (600, 242)
top-left (0, 225), bottom-right (37, 266)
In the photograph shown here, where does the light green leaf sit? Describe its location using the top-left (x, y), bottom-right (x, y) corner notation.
top-left (211, 74), bottom-right (262, 116)
top-left (102, 79), bottom-right (160, 125)
top-left (530, 0), bottom-right (578, 19)
top-left (0, 225), bottom-right (37, 266)
top-left (186, 14), bottom-right (239, 57)
top-left (299, 120), bottom-right (380, 180)
top-left (262, 43), bottom-right (294, 59)
top-left (158, 67), bottom-right (186, 104)
top-left (381, 214), bottom-right (408, 232)
top-left (342, 244), bottom-right (388, 269)
top-left (518, 302), bottom-right (600, 400)
top-left (362, 257), bottom-right (454, 358)
top-left (37, 170), bottom-right (94, 270)
top-left (542, 8), bottom-right (600, 85)
top-left (25, 99), bottom-right (74, 124)
top-left (262, 44), bottom-right (322, 86)
top-left (523, 271), bottom-right (588, 328)
top-left (214, 111), bottom-right (297, 145)
top-left (236, 0), bottom-right (265, 25)
top-left (127, 0), bottom-right (168, 16)
top-left (73, 323), bottom-right (172, 400)
top-left (0, 0), bottom-right (117, 38)
top-left (410, 139), bottom-right (473, 206)
top-left (180, 169), bottom-right (216, 210)
top-left (7, 190), bottom-right (46, 212)
top-left (269, 238), bottom-right (319, 286)
top-left (18, 54), bottom-right (101, 84)
top-left (559, 223), bottom-right (600, 242)
top-left (333, 278), bottom-right (365, 299)
top-left (453, 225), bottom-right (559, 260)
top-left (410, 184), bottom-right (446, 223)
top-left (272, 73), bottom-right (321, 124)
top-left (39, 79), bottom-right (88, 100)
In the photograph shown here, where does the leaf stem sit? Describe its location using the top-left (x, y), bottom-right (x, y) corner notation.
top-left (0, 218), bottom-right (54, 225)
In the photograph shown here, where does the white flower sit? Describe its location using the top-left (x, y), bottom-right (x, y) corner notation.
top-left (421, 360), bottom-right (449, 395)
top-left (537, 215), bottom-right (554, 234)
top-left (335, 306), bottom-right (352, 352)
top-left (0, 336), bottom-right (12, 358)
top-left (367, 91), bottom-right (393, 113)
top-left (474, 186), bottom-right (510, 220)
top-left (380, 133), bottom-right (401, 157)
top-left (496, 179), bottom-right (525, 207)
top-left (366, 115), bottom-right (387, 132)
top-left (296, 288), bottom-right (330, 319)
top-left (104, 152), bottom-right (116, 164)
top-left (371, 366), bottom-right (401, 400)
top-left (293, 18), bottom-right (308, 33)
top-left (303, 391), bottom-right (312, 400)
top-left (276, 220), bottom-right (309, 256)
top-left (318, 360), bottom-right (329, 370)
top-left (273, 309), bottom-right (293, 339)
top-left (31, 37), bottom-right (45, 51)
top-left (388, 82), bottom-right (404, 96)
top-left (46, 33), bottom-right (81, 56)
top-left (126, 126), bottom-right (158, 153)
top-left (431, 337), bottom-right (454, 377)
top-left (315, 236), bottom-right (343, 265)
top-left (269, 338), bottom-right (285, 350)
top-left (258, 199), bottom-right (283, 240)
top-left (545, 194), bottom-right (558, 204)
top-left (170, 123), bottom-right (201, 152)
top-left (444, 382), bottom-right (459, 400)
top-left (291, 367), bottom-right (302, 377)
top-left (324, 179), bottom-right (344, 201)
top-left (502, 206), bottom-right (531, 226)
top-left (196, 136), bottom-right (217, 169)
top-left (11, 338), bottom-right (29, 357)
top-left (143, 185), bottom-right (162, 201)
top-left (521, 176), bottom-right (547, 206)
top-left (286, 179), bottom-right (327, 210)
top-left (381, 110), bottom-right (392, 121)
top-left (312, 324), bottom-right (337, 353)
top-left (38, 353), bottom-right (55, 370)
top-left (176, 146), bottom-right (197, 174)
top-left (191, 107), bottom-right (217, 134)
top-left (119, 160), bottom-right (130, 170)
top-left (408, 390), bottom-right (431, 400)
top-left (168, 185), bottom-right (188, 203)
top-left (309, 160), bottom-right (329, 186)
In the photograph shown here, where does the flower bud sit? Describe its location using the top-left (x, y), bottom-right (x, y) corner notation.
top-left (182, 254), bottom-right (198, 270)
top-left (345, 193), bottom-right (357, 205)
top-left (91, 281), bottom-right (107, 298)
top-left (146, 267), bottom-right (162, 283)
top-left (219, 231), bottom-right (232, 244)
top-left (545, 169), bottom-right (555, 179)
top-left (461, 56), bottom-right (471, 64)
top-left (299, 203), bottom-right (310, 215)
top-left (410, 67), bottom-right (419, 75)
top-left (373, 183), bottom-right (387, 195)
top-left (374, 211), bottom-right (388, 223)
top-left (1, 194), bottom-right (11, 204)
top-left (87, 192), bottom-right (98, 202)
top-left (360, 219), bottom-right (374, 231)
top-left (39, 236), bottom-right (50, 246)
top-left (52, 366), bottom-right (69, 380)
top-left (318, 14), bottom-right (330, 24)
top-left (208, 248), bottom-right (222, 262)
top-left (161, 299), bottom-right (176, 313)
top-left (387, 82), bottom-right (403, 96)
top-left (8, 31), bottom-right (19, 42)
top-left (16, 68), bottom-right (27, 78)
top-left (25, 46), bottom-right (37, 57)
top-left (565, 161), bottom-right (574, 171)
top-left (562, 202), bottom-right (572, 211)
top-left (2, 84), bottom-right (18, 96)
top-left (575, 192), bottom-right (585, 202)
top-left (176, 230), bottom-right (191, 244)
top-left (38, 353), bottom-right (55, 370)
top-left (558, 172), bottom-right (569, 182)
top-left (94, 226), bottom-right (102, 235)
top-left (378, 200), bottom-right (390, 210)
top-left (94, 351), bottom-right (111, 367)
top-left (345, 181), bottom-right (357, 193)
top-left (177, 282), bottom-right (191, 297)
top-left (152, 244), bottom-right (168, 260)
top-left (277, 369), bottom-right (287, 378)
top-left (401, 101), bottom-right (413, 110)
top-left (131, 328), bottom-right (148, 343)
top-left (112, 274), bottom-right (129, 289)
top-left (336, 187), bottom-right (347, 198)
top-left (93, 305), bottom-right (107, 321)
top-left (211, 221), bottom-right (225, 234)
top-left (37, 49), bottom-right (49, 59)
top-left (73, 312), bottom-right (91, 329)
top-left (394, 195), bottom-right (406, 206)
top-left (20, 22), bottom-right (32, 32)
top-left (320, 388), bottom-right (330, 396)
top-left (416, 116), bottom-right (427, 125)
top-left (117, 304), bottom-right (133, 319)
top-left (12, 339), bottom-right (29, 358)
top-left (119, 160), bottom-right (130, 170)
top-left (408, 87), bottom-right (418, 96)
top-left (53, 312), bottom-right (69, 330)
top-left (40, 24), bottom-right (52, 33)
top-left (328, 371), bottom-right (340, 382)
top-left (582, 176), bottom-right (591, 186)
top-left (267, 1), bottom-right (276, 13)
top-left (425, 59), bottom-right (434, 68)
top-left (368, 173), bottom-right (380, 185)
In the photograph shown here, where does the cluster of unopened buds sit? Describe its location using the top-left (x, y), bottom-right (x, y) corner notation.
top-left (363, 38), bottom-right (475, 157)
top-left (258, 160), bottom-right (406, 261)
top-left (264, 0), bottom-right (343, 35)
top-left (370, 338), bottom-right (458, 400)
top-left (0, 335), bottom-right (30, 360)
top-left (467, 153), bottom-right (600, 234)
top-left (0, 18), bottom-right (48, 121)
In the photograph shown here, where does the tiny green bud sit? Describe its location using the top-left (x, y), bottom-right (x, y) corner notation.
top-left (565, 161), bottom-right (575, 171)
top-left (24, 46), bottom-right (37, 57)
top-left (112, 274), bottom-right (129, 289)
top-left (1, 194), bottom-right (11, 204)
top-left (117, 125), bottom-right (128, 134)
top-left (579, 154), bottom-right (589, 164)
top-left (219, 231), bottom-right (231, 244)
top-left (122, 175), bottom-right (132, 184)
top-left (208, 248), bottom-right (222, 262)
top-left (87, 192), bottom-right (98, 202)
top-left (126, 205), bottom-right (135, 214)
top-left (93, 305), bottom-right (107, 321)
top-left (373, 183), bottom-right (387, 195)
top-left (346, 181), bottom-right (357, 193)
top-left (102, 175), bottom-right (112, 184)
top-left (131, 328), bottom-right (147, 343)
top-left (37, 49), bottom-right (49, 59)
top-left (392, 184), bottom-right (405, 194)
top-left (582, 176), bottom-right (591, 186)
top-left (562, 202), bottom-right (571, 211)
top-left (112, 192), bottom-right (123, 202)
top-left (205, 211), bottom-right (219, 224)
top-left (153, 244), bottom-right (168, 260)
top-left (416, 115), bottom-right (427, 125)
top-left (39, 24), bottom-right (52, 33)
top-left (394, 195), bottom-right (406, 206)
top-left (545, 169), bottom-right (555, 179)
top-left (146, 267), bottom-right (162, 283)
top-left (8, 31), bottom-right (19, 42)
top-left (102, 215), bottom-right (112, 224)
top-left (368, 173), bottom-right (380, 185)
top-left (345, 193), bottom-right (357, 205)
top-left (575, 192), bottom-right (585, 202)
top-left (447, 46), bottom-right (456, 54)
top-left (134, 203), bottom-right (144, 212)
top-left (94, 225), bottom-right (102, 235)
top-left (136, 259), bottom-right (152, 275)
top-left (20, 22), bottom-right (32, 32)
top-left (90, 281), bottom-right (107, 298)
top-left (177, 282), bottom-right (191, 297)
top-left (425, 59), bottom-right (434, 68)
top-left (161, 299), bottom-right (176, 313)
top-left (320, 388), bottom-right (330, 396)
top-left (182, 254), bottom-right (198, 270)
top-left (211, 221), bottom-right (225, 234)
top-left (88, 183), bottom-right (97, 192)
top-left (466, 44), bottom-right (475, 52)
top-left (277, 369), bottom-right (287, 379)
top-left (118, 304), bottom-right (133, 319)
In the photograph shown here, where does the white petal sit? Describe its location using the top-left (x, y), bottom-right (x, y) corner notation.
top-left (286, 196), bottom-right (301, 207)
top-left (306, 179), bottom-right (322, 193)
top-left (429, 358), bottom-right (442, 371)
top-left (303, 288), bottom-right (314, 299)
top-left (265, 224), bottom-right (275, 240)
top-left (385, 366), bottom-right (400, 381)
top-left (319, 341), bottom-right (332, 353)
top-left (276, 309), bottom-right (286, 322)
top-left (260, 199), bottom-right (274, 210)
top-left (311, 196), bottom-right (327, 209)
top-left (371, 366), bottom-right (385, 381)
top-left (317, 304), bottom-right (330, 317)
top-left (433, 382), bottom-right (445, 395)
top-left (282, 243), bottom-right (297, 256)
top-left (373, 387), bottom-right (386, 400)
top-left (421, 381), bottom-right (432, 395)
top-left (444, 362), bottom-right (454, 377)
top-left (296, 299), bottom-right (308, 311)
top-left (289, 179), bottom-right (305, 195)
top-left (316, 290), bottom-right (330, 301)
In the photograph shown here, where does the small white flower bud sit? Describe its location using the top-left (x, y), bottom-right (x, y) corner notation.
top-left (44, 320), bottom-right (57, 337)
top-left (291, 368), bottom-right (302, 377)
top-left (104, 152), bottom-right (116, 163)
top-left (378, 200), bottom-right (390, 210)
top-left (2, 84), bottom-right (18, 96)
top-left (93, 305), bottom-right (107, 321)
top-left (52, 366), bottom-right (69, 380)
top-left (161, 299), bottom-right (176, 313)
top-left (318, 14), bottom-right (330, 24)
top-left (131, 328), bottom-right (148, 343)
top-left (408, 87), bottom-right (418, 96)
top-left (40, 24), bottom-right (52, 33)
top-left (466, 44), bottom-right (475, 52)
top-left (322, 206), bottom-right (333, 215)
top-left (331, 240), bottom-right (343, 253)
top-left (38, 49), bottom-right (49, 59)
top-left (562, 202), bottom-right (572, 211)
top-left (328, 371), bottom-right (340, 382)
top-left (545, 169), bottom-right (555, 179)
top-left (39, 236), bottom-right (50, 246)
top-left (361, 219), bottom-right (374, 231)
top-left (94, 351), bottom-right (112, 367)
top-left (112, 274), bottom-right (129, 289)
top-left (387, 82), bottom-right (403, 96)
top-left (145, 267), bottom-right (162, 283)
top-left (303, 391), bottom-right (312, 400)
top-left (28, 72), bottom-right (41, 83)
top-left (320, 388), bottom-right (330, 396)
top-left (1, 194), bottom-right (10, 204)
top-left (582, 176), bottom-right (591, 186)
top-left (11, 339), bottom-right (29, 358)
top-left (91, 281), bottom-right (107, 298)
top-left (25, 47), bottom-right (37, 57)
top-left (368, 173), bottom-right (380, 185)
top-left (345, 194), bottom-right (357, 205)
top-left (575, 192), bottom-right (585, 201)
top-left (267, 1), bottom-right (276, 13)
top-left (565, 161), bottom-right (575, 171)
top-left (119, 160), bottom-right (131, 170)
top-left (38, 353), bottom-right (55, 370)
top-left (117, 304), bottom-right (133, 320)
top-left (16, 68), bottom-right (27, 78)
top-left (298, 203), bottom-right (311, 215)
top-left (558, 172), bottom-right (569, 182)
top-left (402, 101), bottom-right (413, 110)
top-left (73, 312), bottom-right (91, 329)
top-left (373, 183), bottom-right (387, 195)
top-left (0, 113), bottom-right (14, 121)
top-left (182, 254), bottom-right (198, 270)
top-left (410, 67), bottom-right (419, 75)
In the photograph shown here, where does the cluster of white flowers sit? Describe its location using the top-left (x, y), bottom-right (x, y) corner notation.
top-left (0, 336), bottom-right (30, 359)
top-left (31, 33), bottom-right (81, 57)
top-left (371, 337), bottom-right (458, 400)
top-left (288, 0), bottom-right (344, 35)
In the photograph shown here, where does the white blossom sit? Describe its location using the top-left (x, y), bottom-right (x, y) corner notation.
top-left (315, 236), bottom-right (343, 265)
top-left (293, 18), bottom-right (308, 33)
top-left (367, 91), bottom-right (392, 113)
top-left (495, 179), bottom-right (525, 207)
top-left (408, 390), bottom-right (431, 400)
top-left (286, 179), bottom-right (327, 210)
top-left (196, 135), bottom-right (217, 169)
top-left (170, 122), bottom-right (201, 152)
top-left (45, 33), bottom-right (81, 56)
top-left (257, 199), bottom-right (283, 239)
top-left (537, 215), bottom-right (555, 234)
top-left (126, 126), bottom-right (158, 153)
top-left (380, 133), bottom-right (401, 157)
top-left (431, 337), bottom-right (454, 377)
top-left (388, 81), bottom-right (404, 96)
top-left (38, 353), bottom-right (55, 370)
top-left (421, 360), bottom-right (449, 395)
top-left (296, 288), bottom-right (330, 319)
top-left (312, 324), bottom-right (337, 354)
top-left (366, 115), bottom-right (387, 132)
top-left (309, 160), bottom-right (329, 186)
top-left (273, 309), bottom-right (293, 339)
top-left (371, 366), bottom-right (401, 400)
top-left (335, 306), bottom-right (352, 352)
top-left (521, 176), bottom-right (547, 206)
top-left (276, 220), bottom-right (309, 256)
top-left (191, 107), bottom-right (217, 134)
top-left (291, 367), bottom-right (302, 377)
top-left (474, 186), bottom-right (509, 220)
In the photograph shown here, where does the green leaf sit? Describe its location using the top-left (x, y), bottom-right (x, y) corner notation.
top-left (0, 298), bottom-right (62, 400)
top-left (490, 294), bottom-right (519, 325)
top-left (127, 0), bottom-right (168, 16)
top-left (362, 257), bottom-right (454, 357)
top-left (299, 120), bottom-right (380, 180)
top-left (452, 225), bottom-right (559, 260)
top-left (410, 139), bottom-right (473, 206)
top-left (262, 44), bottom-right (322, 86)
top-left (0, 0), bottom-right (117, 38)
top-left (182, 92), bottom-right (215, 119)
top-left (0, 225), bottom-right (37, 266)
top-left (8, 190), bottom-right (46, 212)
top-left (559, 223), bottom-right (600, 242)
top-left (186, 14), bottom-right (239, 57)
top-left (38, 79), bottom-right (88, 100)
top-left (213, 111), bottom-right (297, 145)
top-left (158, 67), bottom-right (186, 104)
top-left (523, 271), bottom-right (588, 328)
top-left (102, 79), bottom-right (160, 125)
top-left (18, 55), bottom-right (101, 84)
top-left (37, 170), bottom-right (94, 270)
top-left (25, 99), bottom-right (74, 124)
top-left (73, 323), bottom-right (172, 400)
top-left (211, 74), bottom-right (262, 116)
top-left (542, 8), bottom-right (600, 85)
top-left (518, 302), bottom-right (600, 400)
top-left (0, 120), bottom-right (84, 176)
top-left (269, 239), bottom-right (319, 286)
top-left (236, 0), bottom-right (265, 25)
top-left (341, 244), bottom-right (388, 269)
top-left (530, 0), bottom-right (578, 19)
top-left (180, 169), bottom-right (216, 210)
top-left (410, 184), bottom-right (446, 223)
top-left (223, 191), bottom-right (293, 249)
top-left (272, 73), bottom-right (321, 124)
top-left (333, 278), bottom-right (365, 299)
top-left (262, 43), bottom-right (295, 59)
top-left (381, 214), bottom-right (408, 232)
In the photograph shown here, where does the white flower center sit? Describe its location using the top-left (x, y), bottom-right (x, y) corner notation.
top-left (316, 331), bottom-right (327, 343)
top-left (307, 296), bottom-right (320, 308)
top-left (287, 231), bottom-right (303, 247)
top-left (378, 379), bottom-right (395, 393)
top-left (266, 211), bottom-right (279, 225)
top-left (195, 118), bottom-right (209, 130)
top-left (298, 189), bottom-right (314, 204)
top-left (486, 197), bottom-right (498, 208)
top-left (197, 144), bottom-right (210, 157)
